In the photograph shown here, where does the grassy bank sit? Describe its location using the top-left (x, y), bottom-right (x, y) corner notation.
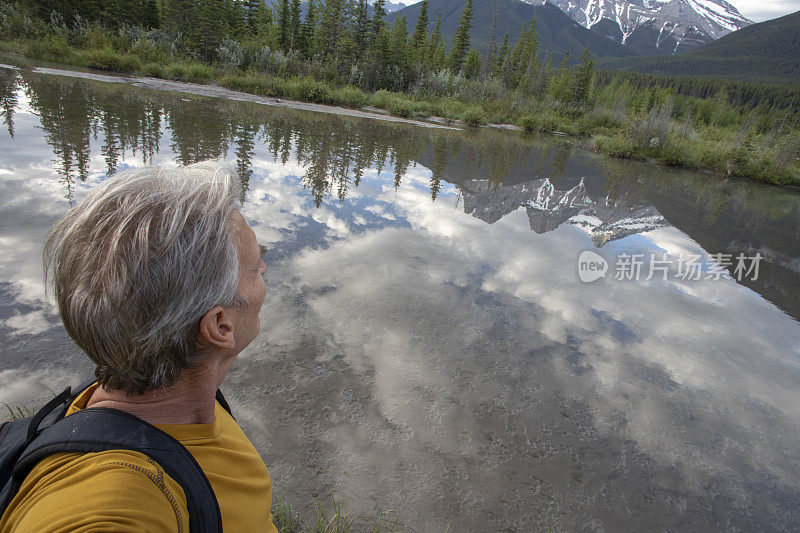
top-left (272, 493), bottom-right (411, 533)
top-left (1, 34), bottom-right (798, 185)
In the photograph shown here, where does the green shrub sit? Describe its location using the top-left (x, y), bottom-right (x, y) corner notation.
top-left (575, 109), bottom-right (622, 135)
top-left (25, 36), bottom-right (77, 64)
top-left (219, 75), bottom-right (282, 97)
top-left (0, 41), bottom-right (25, 54)
top-left (0, 4), bottom-right (41, 41)
top-left (695, 141), bottom-right (730, 173)
top-left (430, 97), bottom-right (464, 120)
top-left (537, 110), bottom-right (570, 134)
top-left (519, 114), bottom-right (540, 132)
top-left (659, 136), bottom-right (700, 168)
top-left (163, 63), bottom-right (186, 80)
top-left (461, 106), bottom-right (486, 127)
top-left (130, 42), bottom-right (169, 65)
top-left (163, 62), bottom-right (214, 83)
top-left (331, 85), bottom-right (367, 108)
top-left (141, 62), bottom-right (164, 78)
top-left (411, 100), bottom-right (432, 117)
top-left (80, 48), bottom-right (142, 73)
top-left (595, 133), bottom-right (634, 158)
top-left (284, 76), bottom-right (333, 104)
top-left (370, 89), bottom-right (394, 109)
top-left (387, 97), bottom-right (414, 118)
top-left (184, 63), bottom-right (214, 83)
top-left (83, 25), bottom-right (114, 50)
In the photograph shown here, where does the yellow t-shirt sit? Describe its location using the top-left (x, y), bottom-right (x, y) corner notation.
top-left (0, 384), bottom-right (278, 533)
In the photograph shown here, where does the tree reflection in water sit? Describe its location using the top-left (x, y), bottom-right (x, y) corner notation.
top-left (4, 68), bottom-right (800, 319)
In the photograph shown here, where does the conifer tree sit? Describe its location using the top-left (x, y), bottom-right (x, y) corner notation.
top-left (228, 0), bottom-right (246, 37)
top-left (371, 0), bottom-right (386, 36)
top-left (316, 0), bottom-right (345, 58)
top-left (573, 47), bottom-right (594, 104)
top-left (519, 21), bottom-right (539, 94)
top-left (352, 0), bottom-right (370, 58)
top-left (410, 0), bottom-right (429, 66)
top-left (428, 12), bottom-right (444, 71)
top-left (494, 33), bottom-right (509, 77)
top-left (255, 1), bottom-right (273, 36)
top-left (338, 0), bottom-right (358, 64)
top-left (299, 0), bottom-right (316, 56)
top-left (502, 22), bottom-right (538, 91)
top-left (370, 20), bottom-right (392, 89)
top-left (289, 0), bottom-right (301, 50)
top-left (140, 0), bottom-right (159, 28)
top-left (448, 0), bottom-right (473, 73)
top-left (243, 0), bottom-right (261, 33)
top-left (484, 0), bottom-right (499, 76)
top-left (198, 0), bottom-right (227, 61)
top-left (502, 22), bottom-right (524, 88)
top-left (163, 0), bottom-right (198, 39)
top-left (464, 48), bottom-right (480, 79)
top-left (550, 52), bottom-right (573, 102)
top-left (389, 15), bottom-right (408, 85)
top-left (277, 0), bottom-right (290, 50)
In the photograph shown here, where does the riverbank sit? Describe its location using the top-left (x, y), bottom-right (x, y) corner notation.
top-left (1, 45), bottom-right (798, 186)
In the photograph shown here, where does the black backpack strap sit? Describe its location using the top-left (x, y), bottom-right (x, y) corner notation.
top-left (13, 408), bottom-right (223, 533)
top-left (0, 387), bottom-right (72, 510)
top-left (24, 387), bottom-right (73, 444)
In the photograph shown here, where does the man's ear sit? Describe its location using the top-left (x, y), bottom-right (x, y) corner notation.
top-left (197, 306), bottom-right (236, 350)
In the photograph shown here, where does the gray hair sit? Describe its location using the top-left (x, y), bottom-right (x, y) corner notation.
top-left (44, 161), bottom-right (243, 393)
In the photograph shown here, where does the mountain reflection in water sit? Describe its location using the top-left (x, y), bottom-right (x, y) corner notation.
top-left (1, 66), bottom-right (800, 531)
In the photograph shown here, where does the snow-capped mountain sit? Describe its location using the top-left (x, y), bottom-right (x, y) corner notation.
top-left (528, 0), bottom-right (753, 54)
top-left (459, 177), bottom-right (667, 246)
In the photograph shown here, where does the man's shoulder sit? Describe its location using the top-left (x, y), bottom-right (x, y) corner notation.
top-left (1, 450), bottom-right (189, 532)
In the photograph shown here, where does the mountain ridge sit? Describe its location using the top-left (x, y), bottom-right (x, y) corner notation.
top-left (390, 0), bottom-right (753, 56)
top-left (596, 9), bottom-right (800, 83)
top-left (525, 0), bottom-right (752, 54)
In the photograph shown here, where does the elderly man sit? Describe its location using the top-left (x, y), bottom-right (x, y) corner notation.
top-left (0, 161), bottom-right (277, 532)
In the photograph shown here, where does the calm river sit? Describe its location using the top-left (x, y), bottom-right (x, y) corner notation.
top-left (1, 65), bottom-right (799, 531)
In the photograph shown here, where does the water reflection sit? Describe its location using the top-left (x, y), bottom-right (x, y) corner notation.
top-left (1, 67), bottom-right (800, 531)
top-left (0, 68), bottom-right (17, 138)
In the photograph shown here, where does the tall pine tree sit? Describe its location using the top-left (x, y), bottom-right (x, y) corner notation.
top-left (198, 0), bottom-right (227, 61)
top-left (410, 0), bottom-right (428, 67)
top-left (299, 0), bottom-right (316, 57)
top-left (572, 48), bottom-right (595, 104)
top-left (277, 0), bottom-right (290, 50)
top-left (428, 12), bottom-right (444, 71)
top-left (288, 0), bottom-right (301, 50)
top-left (448, 0), bottom-right (473, 73)
top-left (352, 0), bottom-right (370, 58)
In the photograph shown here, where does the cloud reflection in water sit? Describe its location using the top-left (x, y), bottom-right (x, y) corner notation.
top-left (1, 68), bottom-right (799, 531)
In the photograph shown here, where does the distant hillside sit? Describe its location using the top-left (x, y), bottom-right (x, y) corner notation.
top-left (385, 0), bottom-right (635, 64)
top-left (596, 10), bottom-right (800, 83)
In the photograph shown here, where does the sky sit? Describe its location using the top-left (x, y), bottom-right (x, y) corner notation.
top-left (390, 0), bottom-right (800, 23)
top-left (734, 0), bottom-right (800, 22)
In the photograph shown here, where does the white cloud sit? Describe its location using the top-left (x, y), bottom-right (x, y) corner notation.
top-left (733, 0), bottom-right (800, 22)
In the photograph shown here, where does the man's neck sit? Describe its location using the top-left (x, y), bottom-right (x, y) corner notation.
top-left (85, 359), bottom-right (226, 425)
